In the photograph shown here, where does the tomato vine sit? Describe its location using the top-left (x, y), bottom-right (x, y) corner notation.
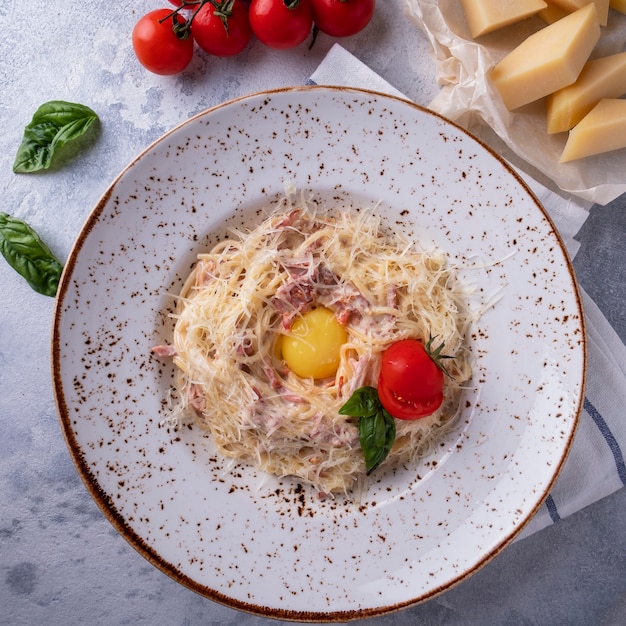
top-left (132, 0), bottom-right (376, 74)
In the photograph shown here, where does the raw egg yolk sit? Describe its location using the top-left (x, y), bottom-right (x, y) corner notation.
top-left (281, 307), bottom-right (347, 379)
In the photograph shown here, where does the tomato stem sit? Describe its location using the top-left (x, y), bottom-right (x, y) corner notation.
top-left (424, 333), bottom-right (454, 378)
top-left (159, 8), bottom-right (194, 39)
top-left (210, 0), bottom-right (236, 35)
top-left (161, 0), bottom-right (235, 38)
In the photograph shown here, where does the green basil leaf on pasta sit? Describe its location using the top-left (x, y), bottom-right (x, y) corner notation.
top-left (340, 385), bottom-right (397, 475)
top-left (358, 409), bottom-right (396, 475)
top-left (339, 386), bottom-right (380, 418)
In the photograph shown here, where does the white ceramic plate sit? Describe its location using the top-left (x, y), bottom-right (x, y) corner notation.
top-left (52, 86), bottom-right (585, 621)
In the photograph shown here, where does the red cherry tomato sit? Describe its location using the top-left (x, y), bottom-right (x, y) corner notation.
top-left (192, 0), bottom-right (252, 56)
top-left (377, 339), bottom-right (444, 420)
top-left (249, 0), bottom-right (314, 50)
top-left (132, 9), bottom-right (194, 75)
top-left (310, 0), bottom-right (374, 37)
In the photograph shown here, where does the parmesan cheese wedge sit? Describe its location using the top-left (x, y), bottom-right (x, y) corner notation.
top-left (460, 0), bottom-right (547, 38)
top-left (546, 52), bottom-right (626, 133)
top-left (610, 0), bottom-right (626, 14)
top-left (547, 0), bottom-right (609, 25)
top-left (560, 99), bottom-right (626, 162)
top-left (490, 3), bottom-right (601, 110)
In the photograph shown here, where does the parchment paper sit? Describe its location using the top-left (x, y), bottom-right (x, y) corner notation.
top-left (404, 0), bottom-right (626, 205)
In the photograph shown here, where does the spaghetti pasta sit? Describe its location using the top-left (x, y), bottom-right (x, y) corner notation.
top-left (159, 197), bottom-right (473, 494)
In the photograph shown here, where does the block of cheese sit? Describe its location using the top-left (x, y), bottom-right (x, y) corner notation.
top-left (546, 52), bottom-right (626, 133)
top-left (460, 0), bottom-right (547, 38)
top-left (560, 99), bottom-right (626, 162)
top-left (549, 0), bottom-right (610, 25)
top-left (610, 0), bottom-right (626, 14)
top-left (490, 3), bottom-right (601, 110)
top-left (538, 2), bottom-right (569, 23)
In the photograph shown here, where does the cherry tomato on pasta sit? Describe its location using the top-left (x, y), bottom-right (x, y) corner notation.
top-left (310, 0), bottom-right (375, 37)
top-left (249, 0), bottom-right (314, 49)
top-left (132, 9), bottom-right (194, 75)
top-left (192, 0), bottom-right (252, 56)
top-left (377, 338), bottom-right (445, 420)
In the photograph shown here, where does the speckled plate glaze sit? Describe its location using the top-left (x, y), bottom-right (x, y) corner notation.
top-left (52, 86), bottom-right (586, 621)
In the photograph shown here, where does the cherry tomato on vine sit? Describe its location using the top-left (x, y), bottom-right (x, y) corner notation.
top-left (193, 0), bottom-right (252, 56)
top-left (377, 338), bottom-right (448, 420)
top-left (310, 0), bottom-right (374, 37)
top-left (249, 0), bottom-right (314, 50)
top-left (132, 9), bottom-right (194, 75)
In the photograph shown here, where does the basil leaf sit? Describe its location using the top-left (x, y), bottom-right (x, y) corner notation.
top-left (0, 213), bottom-right (64, 297)
top-left (339, 386), bottom-right (397, 475)
top-left (13, 101), bottom-right (99, 173)
top-left (359, 409), bottom-right (396, 475)
top-left (338, 386), bottom-right (379, 418)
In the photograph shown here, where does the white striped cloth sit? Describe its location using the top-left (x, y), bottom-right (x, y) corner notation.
top-left (309, 44), bottom-right (626, 538)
